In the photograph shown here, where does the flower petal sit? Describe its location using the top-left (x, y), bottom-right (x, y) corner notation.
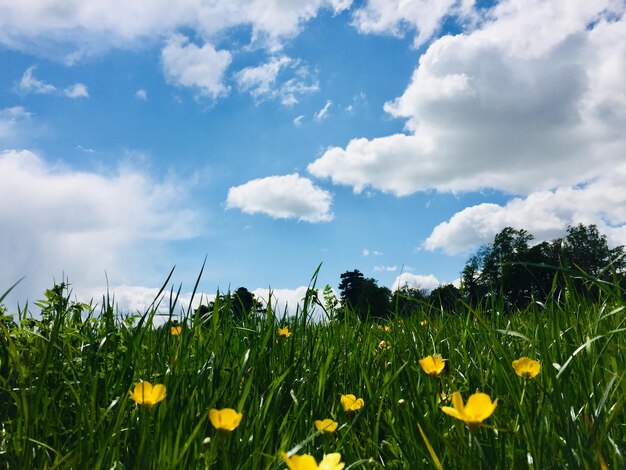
top-left (319, 453), bottom-right (345, 470)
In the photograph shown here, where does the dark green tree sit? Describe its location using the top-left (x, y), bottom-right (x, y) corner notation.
top-left (393, 284), bottom-right (427, 317)
top-left (338, 270), bottom-right (391, 321)
top-left (428, 284), bottom-right (461, 312)
top-left (562, 224), bottom-right (625, 276)
top-left (338, 270), bottom-right (365, 309)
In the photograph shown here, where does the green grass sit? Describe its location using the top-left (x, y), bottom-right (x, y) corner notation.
top-left (0, 273), bottom-right (625, 469)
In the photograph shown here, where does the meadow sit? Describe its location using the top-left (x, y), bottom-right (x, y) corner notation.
top-left (0, 271), bottom-right (624, 469)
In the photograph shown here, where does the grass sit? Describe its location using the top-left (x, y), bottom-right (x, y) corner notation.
top-left (0, 271), bottom-right (625, 469)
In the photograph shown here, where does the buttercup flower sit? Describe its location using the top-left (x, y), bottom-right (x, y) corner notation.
top-left (209, 408), bottom-right (243, 431)
top-left (420, 320), bottom-right (428, 326)
top-left (277, 327), bottom-right (292, 337)
top-left (314, 419), bottom-right (338, 434)
top-left (282, 452), bottom-right (345, 470)
top-left (170, 325), bottom-right (182, 336)
top-left (512, 357), bottom-right (541, 378)
top-left (418, 354), bottom-right (446, 377)
top-left (441, 391), bottom-right (497, 431)
top-left (129, 381), bottom-right (166, 407)
top-left (378, 340), bottom-right (391, 350)
top-left (340, 394), bottom-right (364, 412)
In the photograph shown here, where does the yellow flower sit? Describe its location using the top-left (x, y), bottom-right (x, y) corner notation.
top-left (378, 340), bottom-right (391, 350)
top-left (512, 357), bottom-right (541, 379)
top-left (282, 452), bottom-right (345, 470)
top-left (209, 408), bottom-right (243, 431)
top-left (314, 419), bottom-right (338, 434)
top-left (441, 391), bottom-right (497, 431)
top-left (129, 381), bottom-right (166, 407)
top-left (420, 320), bottom-right (428, 326)
top-left (277, 327), bottom-right (292, 337)
top-left (340, 394), bottom-right (364, 412)
top-left (170, 325), bottom-right (182, 336)
top-left (418, 354), bottom-right (446, 377)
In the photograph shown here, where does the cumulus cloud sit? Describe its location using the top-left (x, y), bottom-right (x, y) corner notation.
top-left (352, 0), bottom-right (471, 47)
top-left (235, 55), bottom-right (319, 106)
top-left (392, 273), bottom-right (441, 292)
top-left (309, 2), bottom-right (626, 196)
top-left (161, 34), bottom-right (232, 99)
top-left (226, 174), bottom-right (333, 223)
top-left (135, 89), bottom-right (147, 101)
top-left (0, 149), bottom-right (202, 308)
top-left (0, 0), bottom-right (352, 61)
top-left (425, 164), bottom-right (626, 255)
top-left (0, 106), bottom-right (32, 145)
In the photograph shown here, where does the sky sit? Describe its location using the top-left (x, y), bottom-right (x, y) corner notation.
top-left (1, 0), bottom-right (625, 316)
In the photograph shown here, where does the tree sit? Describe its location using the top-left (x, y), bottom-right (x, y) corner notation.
top-left (562, 224), bottom-right (625, 276)
top-left (428, 284), bottom-right (461, 312)
top-left (338, 270), bottom-right (365, 310)
top-left (338, 270), bottom-right (391, 321)
top-left (393, 284), bottom-right (427, 317)
top-left (197, 287), bottom-right (264, 322)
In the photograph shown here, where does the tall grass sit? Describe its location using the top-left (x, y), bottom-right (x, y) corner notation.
top-left (0, 272), bottom-right (624, 469)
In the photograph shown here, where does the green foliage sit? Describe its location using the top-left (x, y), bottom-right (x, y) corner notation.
top-left (461, 224), bottom-right (626, 310)
top-left (0, 273), bottom-right (625, 468)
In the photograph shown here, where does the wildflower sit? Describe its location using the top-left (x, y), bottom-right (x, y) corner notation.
top-left (441, 391), bottom-right (497, 431)
top-left (378, 340), bottom-right (391, 350)
top-left (129, 381), bottom-right (166, 407)
top-left (282, 452), bottom-right (345, 470)
top-left (420, 320), bottom-right (427, 326)
top-left (314, 419), bottom-right (338, 434)
top-left (418, 354), bottom-right (446, 377)
top-left (512, 357), bottom-right (541, 379)
top-left (340, 394), bottom-right (364, 412)
top-left (170, 325), bottom-right (182, 336)
top-left (376, 324), bottom-right (391, 332)
top-left (209, 408), bottom-right (243, 432)
top-left (277, 327), bottom-right (292, 337)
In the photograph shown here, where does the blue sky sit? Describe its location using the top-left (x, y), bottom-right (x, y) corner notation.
top-left (1, 0), bottom-right (625, 313)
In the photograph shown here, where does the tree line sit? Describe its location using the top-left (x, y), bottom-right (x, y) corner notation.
top-left (191, 223), bottom-right (624, 322)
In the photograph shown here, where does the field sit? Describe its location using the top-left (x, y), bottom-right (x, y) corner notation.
top-left (0, 273), bottom-right (625, 469)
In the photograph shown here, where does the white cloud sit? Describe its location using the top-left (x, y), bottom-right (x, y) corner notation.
top-left (392, 273), bottom-right (441, 292)
top-left (76, 284), bottom-right (214, 322)
top-left (309, 2), bottom-right (626, 196)
top-left (226, 174), bottom-right (333, 223)
top-left (0, 0), bottom-right (352, 61)
top-left (314, 100), bottom-right (332, 121)
top-left (373, 265), bottom-right (397, 272)
top-left (252, 286), bottom-right (309, 316)
top-left (161, 34), bottom-right (232, 99)
top-left (135, 89), bottom-right (147, 101)
top-left (293, 115), bottom-right (305, 126)
top-left (362, 249), bottom-right (383, 256)
top-left (352, 0), bottom-right (467, 47)
top-left (0, 149), bottom-right (202, 308)
top-left (18, 66), bottom-right (89, 99)
top-left (425, 164), bottom-right (626, 255)
top-left (0, 106), bottom-right (32, 144)
top-left (18, 66), bottom-right (56, 94)
top-left (64, 83), bottom-right (89, 98)
top-left (235, 55), bottom-right (319, 106)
